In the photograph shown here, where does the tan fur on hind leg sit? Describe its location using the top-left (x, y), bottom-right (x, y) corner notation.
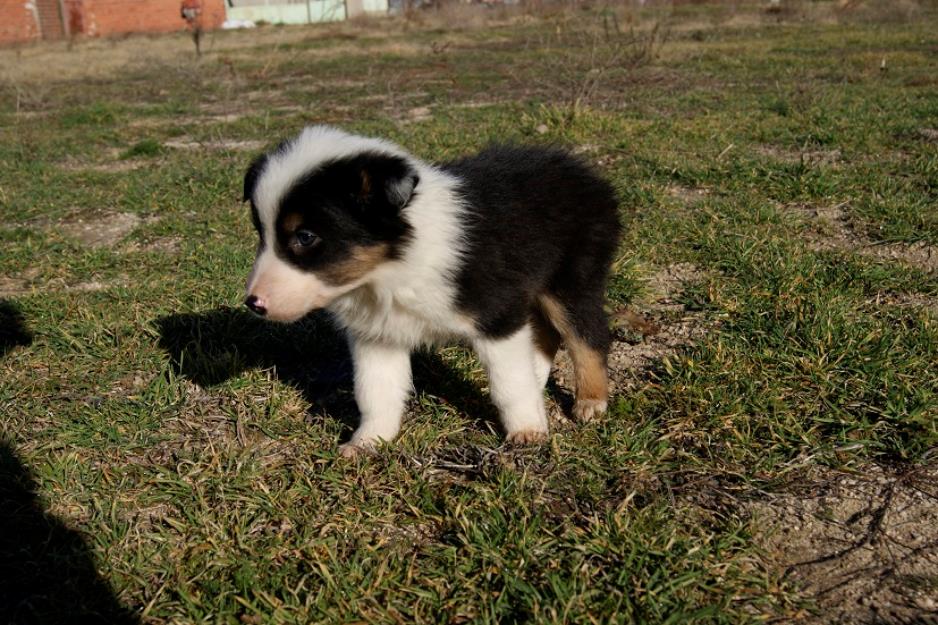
top-left (569, 344), bottom-right (608, 421)
top-left (537, 294), bottom-right (609, 422)
top-left (531, 307), bottom-right (561, 389)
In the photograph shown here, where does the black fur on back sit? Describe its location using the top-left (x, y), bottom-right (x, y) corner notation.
top-left (444, 145), bottom-right (621, 348)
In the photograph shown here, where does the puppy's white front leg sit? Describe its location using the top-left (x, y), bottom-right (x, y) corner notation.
top-left (474, 324), bottom-right (549, 444)
top-left (342, 338), bottom-right (412, 457)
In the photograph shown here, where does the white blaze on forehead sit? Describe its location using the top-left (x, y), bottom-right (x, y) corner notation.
top-left (252, 125), bottom-right (410, 244)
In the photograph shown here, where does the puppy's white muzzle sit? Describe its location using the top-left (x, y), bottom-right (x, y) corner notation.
top-left (244, 250), bottom-right (340, 322)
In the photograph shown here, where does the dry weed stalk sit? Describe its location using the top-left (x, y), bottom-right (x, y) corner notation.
top-left (533, 14), bottom-right (669, 121)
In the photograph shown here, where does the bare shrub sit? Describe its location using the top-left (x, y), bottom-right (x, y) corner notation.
top-left (763, 0), bottom-right (808, 20)
top-left (401, 0), bottom-right (519, 29)
top-left (530, 12), bottom-right (670, 120)
top-left (836, 0), bottom-right (924, 22)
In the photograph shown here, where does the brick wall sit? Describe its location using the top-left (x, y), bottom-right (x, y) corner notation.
top-left (0, 0), bottom-right (227, 45)
top-left (0, 1), bottom-right (40, 44)
top-left (78, 0), bottom-right (226, 36)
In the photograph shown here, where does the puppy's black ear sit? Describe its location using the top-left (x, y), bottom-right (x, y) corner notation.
top-left (357, 155), bottom-right (419, 214)
top-left (243, 154), bottom-right (268, 202)
top-left (385, 170), bottom-right (419, 210)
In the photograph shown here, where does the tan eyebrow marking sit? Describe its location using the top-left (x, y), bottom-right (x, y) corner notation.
top-left (282, 213), bottom-right (303, 232)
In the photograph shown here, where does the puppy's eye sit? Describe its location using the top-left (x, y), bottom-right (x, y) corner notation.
top-left (294, 230), bottom-right (320, 248)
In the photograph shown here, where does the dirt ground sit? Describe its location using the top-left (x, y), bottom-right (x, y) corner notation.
top-left (751, 463), bottom-right (938, 624)
top-left (553, 252), bottom-right (938, 624)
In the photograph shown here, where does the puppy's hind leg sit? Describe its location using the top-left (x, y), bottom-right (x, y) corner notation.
top-left (538, 294), bottom-right (610, 422)
top-left (531, 307), bottom-right (561, 390)
top-left (474, 324), bottom-right (549, 445)
top-left (341, 337), bottom-right (413, 458)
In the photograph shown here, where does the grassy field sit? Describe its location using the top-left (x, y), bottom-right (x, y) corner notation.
top-left (1, 2), bottom-right (937, 623)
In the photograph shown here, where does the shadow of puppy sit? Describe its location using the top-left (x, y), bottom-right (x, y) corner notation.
top-left (154, 306), bottom-right (499, 440)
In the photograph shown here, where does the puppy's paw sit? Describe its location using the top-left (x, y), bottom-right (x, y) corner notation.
top-left (338, 442), bottom-right (375, 459)
top-left (505, 429), bottom-right (548, 446)
top-left (572, 398), bottom-right (607, 422)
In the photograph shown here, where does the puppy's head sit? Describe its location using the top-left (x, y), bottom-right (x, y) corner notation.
top-left (243, 127), bottom-right (418, 322)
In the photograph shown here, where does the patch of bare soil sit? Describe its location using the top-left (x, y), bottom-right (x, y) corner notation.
top-left (128, 113), bottom-right (243, 128)
top-left (128, 381), bottom-right (293, 469)
top-left (551, 263), bottom-right (710, 410)
top-left (58, 148), bottom-right (151, 173)
top-left (122, 503), bottom-right (175, 532)
top-left (163, 138), bottom-right (266, 151)
top-left (864, 241), bottom-right (938, 274)
top-left (123, 236), bottom-right (182, 255)
top-left (11, 111), bottom-right (49, 120)
top-left (642, 262), bottom-right (707, 308)
top-left (666, 185), bottom-right (710, 206)
top-left (56, 211), bottom-right (145, 248)
top-left (750, 463), bottom-right (938, 625)
top-left (757, 145), bottom-right (842, 166)
top-left (396, 106), bottom-right (432, 125)
top-left (792, 202), bottom-right (938, 274)
top-left (59, 157), bottom-right (147, 173)
top-left (1, 278), bottom-right (99, 297)
top-left (0, 276), bottom-right (30, 297)
top-left (67, 279), bottom-right (123, 293)
top-left (867, 292), bottom-right (938, 315)
top-left (609, 263), bottom-right (711, 392)
top-left (451, 100), bottom-right (503, 109)
top-left (0, 268), bottom-right (125, 296)
top-left (919, 128), bottom-right (938, 143)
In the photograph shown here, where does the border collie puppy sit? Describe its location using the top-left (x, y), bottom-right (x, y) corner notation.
top-left (243, 126), bottom-right (621, 457)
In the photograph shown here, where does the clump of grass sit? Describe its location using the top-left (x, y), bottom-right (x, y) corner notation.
top-left (764, 96), bottom-right (791, 117)
top-left (607, 259), bottom-right (643, 306)
top-left (120, 139), bottom-right (164, 159)
top-left (59, 103), bottom-right (118, 128)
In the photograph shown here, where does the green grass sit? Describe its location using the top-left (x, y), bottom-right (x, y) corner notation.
top-left (121, 139), bottom-right (164, 159)
top-left (1, 3), bottom-right (936, 623)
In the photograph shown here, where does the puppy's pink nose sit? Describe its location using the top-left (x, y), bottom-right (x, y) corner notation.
top-left (244, 295), bottom-right (267, 316)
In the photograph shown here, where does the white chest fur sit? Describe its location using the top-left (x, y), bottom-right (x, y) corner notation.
top-left (329, 275), bottom-right (475, 347)
top-left (327, 163), bottom-right (474, 348)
